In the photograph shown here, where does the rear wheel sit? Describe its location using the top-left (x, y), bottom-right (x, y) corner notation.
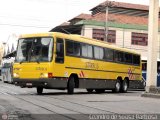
top-left (37, 87), bottom-right (43, 95)
top-left (86, 89), bottom-right (94, 93)
top-left (121, 80), bottom-right (128, 93)
top-left (67, 76), bottom-right (75, 94)
top-left (112, 80), bottom-right (121, 93)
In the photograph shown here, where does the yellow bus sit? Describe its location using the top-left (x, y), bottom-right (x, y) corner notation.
top-left (13, 32), bottom-right (142, 94)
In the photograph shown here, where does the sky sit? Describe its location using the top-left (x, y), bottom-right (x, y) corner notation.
top-left (0, 0), bottom-right (150, 47)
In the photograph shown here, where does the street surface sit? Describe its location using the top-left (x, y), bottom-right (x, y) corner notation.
top-left (0, 81), bottom-right (159, 120)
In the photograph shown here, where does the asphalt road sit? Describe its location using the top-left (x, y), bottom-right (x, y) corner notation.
top-left (0, 81), bottom-right (159, 120)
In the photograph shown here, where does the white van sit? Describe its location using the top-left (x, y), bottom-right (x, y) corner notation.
top-left (1, 51), bottom-right (15, 83)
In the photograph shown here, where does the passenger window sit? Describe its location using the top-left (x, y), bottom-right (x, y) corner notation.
top-left (66, 41), bottom-right (74, 55)
top-left (133, 55), bottom-right (140, 65)
top-left (124, 53), bottom-right (132, 64)
top-left (99, 47), bottom-right (104, 59)
top-left (87, 45), bottom-right (93, 58)
top-left (81, 44), bottom-right (88, 57)
top-left (94, 46), bottom-right (104, 60)
top-left (114, 51), bottom-right (124, 62)
top-left (104, 48), bottom-right (114, 61)
top-left (94, 46), bottom-right (99, 59)
top-left (74, 42), bottom-right (80, 56)
top-left (66, 40), bottom-right (81, 57)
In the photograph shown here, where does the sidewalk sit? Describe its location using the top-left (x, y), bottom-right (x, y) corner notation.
top-left (141, 87), bottom-right (160, 98)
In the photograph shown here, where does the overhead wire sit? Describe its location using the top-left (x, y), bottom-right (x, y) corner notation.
top-left (0, 23), bottom-right (51, 28)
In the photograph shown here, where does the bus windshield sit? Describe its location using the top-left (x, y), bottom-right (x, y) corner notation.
top-left (15, 37), bottom-right (53, 63)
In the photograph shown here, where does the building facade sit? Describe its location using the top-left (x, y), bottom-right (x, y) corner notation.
top-left (51, 1), bottom-right (160, 61)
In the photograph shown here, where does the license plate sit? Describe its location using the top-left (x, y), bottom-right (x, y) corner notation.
top-left (26, 83), bottom-right (32, 86)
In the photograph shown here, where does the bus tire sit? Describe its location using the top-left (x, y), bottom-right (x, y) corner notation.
top-left (121, 80), bottom-right (128, 93)
top-left (86, 89), bottom-right (94, 93)
top-left (112, 80), bottom-right (121, 93)
top-left (67, 76), bottom-right (75, 94)
top-left (37, 87), bottom-right (43, 95)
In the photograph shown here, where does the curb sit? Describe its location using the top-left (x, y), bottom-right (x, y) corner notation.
top-left (141, 92), bottom-right (160, 99)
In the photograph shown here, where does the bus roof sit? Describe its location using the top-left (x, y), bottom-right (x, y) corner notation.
top-left (19, 32), bottom-right (140, 55)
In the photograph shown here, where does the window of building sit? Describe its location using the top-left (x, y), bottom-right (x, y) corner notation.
top-left (131, 32), bottom-right (148, 46)
top-left (107, 30), bottom-right (116, 43)
top-left (92, 29), bottom-right (116, 43)
top-left (92, 29), bottom-right (105, 41)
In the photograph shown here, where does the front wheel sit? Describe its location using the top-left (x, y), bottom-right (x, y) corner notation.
top-left (37, 87), bottom-right (43, 95)
top-left (67, 77), bottom-right (75, 94)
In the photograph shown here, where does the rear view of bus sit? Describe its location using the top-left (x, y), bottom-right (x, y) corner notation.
top-left (13, 33), bottom-right (56, 94)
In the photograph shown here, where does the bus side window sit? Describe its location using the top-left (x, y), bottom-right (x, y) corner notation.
top-left (66, 40), bottom-right (74, 55)
top-left (124, 53), bottom-right (132, 64)
top-left (93, 46), bottom-right (104, 60)
top-left (55, 38), bottom-right (64, 63)
top-left (104, 48), bottom-right (114, 61)
top-left (133, 55), bottom-right (140, 65)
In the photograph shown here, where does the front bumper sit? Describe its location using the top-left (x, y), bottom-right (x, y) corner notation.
top-left (13, 78), bottom-right (68, 89)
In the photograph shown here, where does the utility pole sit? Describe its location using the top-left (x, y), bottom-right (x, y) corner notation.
top-left (146, 0), bottom-right (159, 92)
top-left (103, 0), bottom-right (115, 42)
top-left (105, 5), bottom-right (109, 42)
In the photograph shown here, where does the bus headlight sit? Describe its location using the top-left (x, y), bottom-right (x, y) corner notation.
top-left (13, 73), bottom-right (19, 78)
top-left (40, 73), bottom-right (48, 78)
top-left (40, 73), bottom-right (53, 78)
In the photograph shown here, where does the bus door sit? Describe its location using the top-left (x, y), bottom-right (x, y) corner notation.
top-left (54, 38), bottom-right (65, 76)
